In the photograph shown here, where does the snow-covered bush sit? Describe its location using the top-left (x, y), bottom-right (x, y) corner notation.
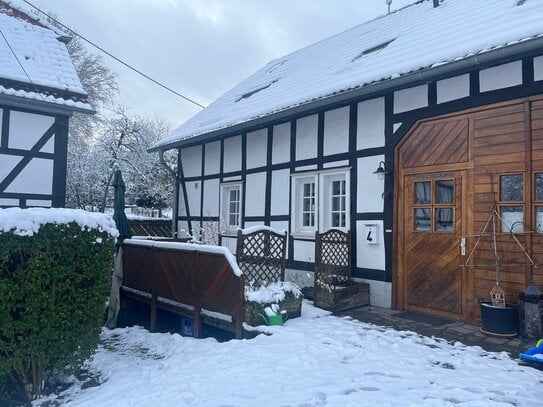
top-left (0, 209), bottom-right (117, 404)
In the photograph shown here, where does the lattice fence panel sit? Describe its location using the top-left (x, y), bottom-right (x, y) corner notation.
top-left (315, 229), bottom-right (352, 288)
top-left (236, 229), bottom-right (287, 286)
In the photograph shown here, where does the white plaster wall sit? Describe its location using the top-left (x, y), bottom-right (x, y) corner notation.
top-left (8, 111), bottom-right (54, 150)
top-left (271, 169), bottom-right (290, 216)
top-left (293, 239), bottom-right (315, 263)
top-left (177, 221), bottom-right (190, 238)
top-left (221, 236), bottom-right (237, 253)
top-left (26, 199), bottom-right (51, 207)
top-left (204, 141), bottom-right (221, 175)
top-left (437, 74), bottom-right (470, 103)
top-left (272, 122), bottom-right (291, 164)
top-left (323, 160), bottom-right (349, 169)
top-left (246, 129), bottom-right (268, 169)
top-left (222, 176), bottom-right (242, 182)
top-left (296, 115), bottom-right (318, 160)
top-left (243, 221), bottom-right (263, 229)
top-left (296, 165), bottom-right (317, 172)
top-left (355, 278), bottom-right (392, 308)
top-left (178, 187), bottom-right (187, 216)
top-left (535, 56), bottom-right (543, 81)
top-left (393, 123), bottom-right (402, 133)
top-left (357, 155), bottom-right (385, 213)
top-left (357, 97), bottom-right (385, 150)
top-left (185, 180), bottom-right (201, 217)
top-left (202, 178), bottom-right (219, 217)
top-left (0, 198), bottom-right (18, 206)
top-left (5, 158), bottom-right (53, 194)
top-left (480, 61), bottom-right (522, 92)
top-left (323, 106), bottom-right (349, 156)
top-left (270, 220), bottom-right (289, 234)
top-left (356, 220), bottom-right (386, 271)
top-left (245, 172), bottom-right (266, 217)
top-left (40, 137), bottom-right (55, 154)
top-left (223, 135), bottom-right (242, 173)
top-left (181, 145), bottom-right (202, 178)
top-left (0, 155), bottom-right (21, 181)
top-left (393, 84), bottom-right (428, 114)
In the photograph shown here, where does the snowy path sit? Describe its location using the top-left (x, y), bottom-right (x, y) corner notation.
top-left (38, 302), bottom-right (542, 406)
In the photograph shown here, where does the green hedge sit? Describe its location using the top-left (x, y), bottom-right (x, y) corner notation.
top-left (0, 222), bottom-right (114, 404)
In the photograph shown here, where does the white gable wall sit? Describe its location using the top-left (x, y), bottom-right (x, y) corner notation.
top-left (223, 136), bottom-right (242, 173)
top-left (357, 155), bottom-right (385, 213)
top-left (246, 129), bottom-right (267, 169)
top-left (181, 145), bottom-right (202, 178)
top-left (5, 158), bottom-right (53, 195)
top-left (393, 84), bottom-right (428, 114)
top-left (271, 169), bottom-right (290, 216)
top-left (480, 61), bottom-right (522, 92)
top-left (296, 115), bottom-right (318, 160)
top-left (204, 141), bottom-right (221, 175)
top-left (272, 123), bottom-right (291, 164)
top-left (437, 74), bottom-right (470, 104)
top-left (8, 111), bottom-right (54, 150)
top-left (186, 181), bottom-right (201, 217)
top-left (202, 179), bottom-right (220, 217)
top-left (323, 106), bottom-right (349, 156)
top-left (535, 56), bottom-right (543, 82)
top-left (357, 97), bottom-right (385, 150)
top-left (245, 172), bottom-right (266, 217)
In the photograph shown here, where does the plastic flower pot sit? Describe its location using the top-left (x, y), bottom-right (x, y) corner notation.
top-left (480, 301), bottom-right (518, 337)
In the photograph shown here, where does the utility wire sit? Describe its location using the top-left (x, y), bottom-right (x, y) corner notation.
top-left (0, 26), bottom-right (48, 103)
top-left (22, 0), bottom-right (206, 109)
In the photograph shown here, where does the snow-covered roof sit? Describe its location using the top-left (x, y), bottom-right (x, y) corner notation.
top-left (0, 0), bottom-right (93, 112)
top-left (154, 0), bottom-right (543, 151)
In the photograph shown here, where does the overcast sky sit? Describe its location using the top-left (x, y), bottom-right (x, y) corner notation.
top-left (27, 0), bottom-right (415, 130)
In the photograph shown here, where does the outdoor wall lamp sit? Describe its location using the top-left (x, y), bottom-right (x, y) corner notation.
top-left (372, 161), bottom-right (390, 180)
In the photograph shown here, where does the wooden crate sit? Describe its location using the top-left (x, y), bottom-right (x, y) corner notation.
top-left (314, 282), bottom-right (369, 312)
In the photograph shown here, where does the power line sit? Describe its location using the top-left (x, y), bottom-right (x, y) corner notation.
top-left (0, 26), bottom-right (47, 104)
top-left (22, 0), bottom-right (206, 109)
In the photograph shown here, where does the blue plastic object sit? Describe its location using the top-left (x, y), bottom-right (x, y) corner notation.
top-left (519, 343), bottom-right (543, 364)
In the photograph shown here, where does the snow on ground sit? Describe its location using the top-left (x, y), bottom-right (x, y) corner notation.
top-left (36, 301), bottom-right (542, 406)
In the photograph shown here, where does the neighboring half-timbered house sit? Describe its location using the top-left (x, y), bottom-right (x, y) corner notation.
top-left (151, 0), bottom-right (543, 324)
top-left (0, 1), bottom-right (93, 208)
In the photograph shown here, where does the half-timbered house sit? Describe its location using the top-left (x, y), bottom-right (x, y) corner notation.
top-left (0, 1), bottom-right (92, 208)
top-left (151, 0), bottom-right (543, 324)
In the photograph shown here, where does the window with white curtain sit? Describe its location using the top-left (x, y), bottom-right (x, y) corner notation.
top-left (292, 169), bottom-right (350, 235)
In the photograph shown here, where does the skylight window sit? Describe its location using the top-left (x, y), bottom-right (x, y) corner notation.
top-left (236, 79), bottom-right (278, 102)
top-left (352, 39), bottom-right (394, 62)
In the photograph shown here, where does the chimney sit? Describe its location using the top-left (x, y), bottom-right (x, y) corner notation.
top-left (386, 0), bottom-right (392, 14)
top-left (433, 0), bottom-right (440, 7)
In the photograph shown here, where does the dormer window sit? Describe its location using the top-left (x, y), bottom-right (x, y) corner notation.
top-left (352, 40), bottom-right (394, 62)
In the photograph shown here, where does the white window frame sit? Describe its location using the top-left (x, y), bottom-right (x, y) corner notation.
top-left (291, 168), bottom-right (350, 237)
top-left (220, 182), bottom-right (243, 234)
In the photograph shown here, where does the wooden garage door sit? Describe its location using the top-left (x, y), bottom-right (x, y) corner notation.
top-left (402, 172), bottom-right (463, 318)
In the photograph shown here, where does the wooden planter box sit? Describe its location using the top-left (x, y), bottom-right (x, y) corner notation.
top-left (245, 291), bottom-right (303, 326)
top-left (314, 282), bottom-right (369, 312)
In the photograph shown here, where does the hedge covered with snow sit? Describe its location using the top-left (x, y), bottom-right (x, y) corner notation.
top-left (0, 209), bottom-right (116, 404)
